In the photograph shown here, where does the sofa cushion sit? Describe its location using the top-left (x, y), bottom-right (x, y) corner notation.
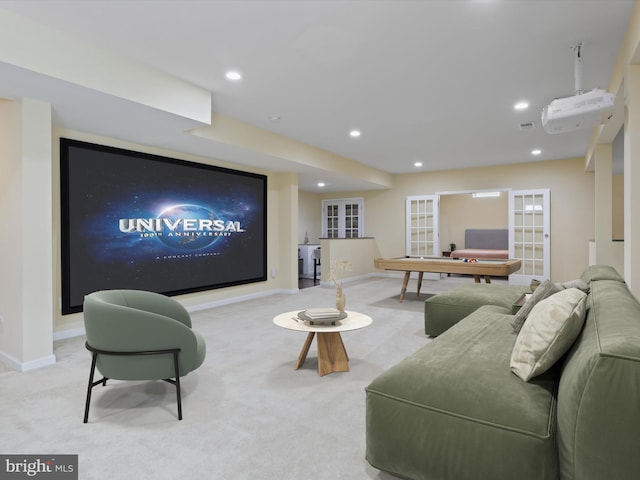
top-left (367, 306), bottom-right (559, 480)
top-left (510, 279), bottom-right (561, 333)
top-left (424, 283), bottom-right (527, 336)
top-left (511, 288), bottom-right (587, 381)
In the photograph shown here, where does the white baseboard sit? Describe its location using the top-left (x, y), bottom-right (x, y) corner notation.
top-left (49, 274), bottom-right (440, 345)
top-left (186, 288), bottom-right (298, 313)
top-left (5, 289), bottom-right (305, 372)
top-left (51, 288), bottom-right (300, 342)
top-left (53, 327), bottom-right (86, 341)
top-left (318, 272), bottom-right (378, 287)
top-left (0, 351), bottom-right (56, 372)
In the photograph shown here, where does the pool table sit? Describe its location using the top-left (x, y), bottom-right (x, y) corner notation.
top-left (374, 256), bottom-right (522, 302)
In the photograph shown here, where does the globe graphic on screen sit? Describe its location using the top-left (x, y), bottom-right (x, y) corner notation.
top-left (157, 204), bottom-right (220, 250)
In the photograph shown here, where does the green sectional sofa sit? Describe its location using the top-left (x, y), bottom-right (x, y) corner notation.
top-left (365, 265), bottom-right (640, 480)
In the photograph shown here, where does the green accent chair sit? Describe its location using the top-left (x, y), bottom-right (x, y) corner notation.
top-left (82, 290), bottom-right (206, 423)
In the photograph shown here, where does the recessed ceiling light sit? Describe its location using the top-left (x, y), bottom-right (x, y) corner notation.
top-left (349, 130), bottom-right (361, 138)
top-left (414, 161), bottom-right (423, 167)
top-left (514, 101), bottom-right (529, 110)
top-left (268, 115), bottom-right (281, 122)
top-left (531, 149), bottom-right (542, 155)
top-left (225, 70), bottom-right (242, 81)
top-left (317, 182), bottom-right (326, 188)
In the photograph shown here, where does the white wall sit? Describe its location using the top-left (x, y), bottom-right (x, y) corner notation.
top-left (439, 193), bottom-right (508, 251)
top-left (320, 157), bottom-right (595, 282)
top-left (319, 238), bottom-right (377, 283)
top-left (298, 190), bottom-right (322, 244)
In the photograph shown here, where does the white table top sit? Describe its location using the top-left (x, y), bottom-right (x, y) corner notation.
top-left (273, 310), bottom-right (373, 333)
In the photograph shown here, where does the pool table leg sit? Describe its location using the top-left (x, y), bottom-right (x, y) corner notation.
top-left (474, 275), bottom-right (492, 283)
top-left (400, 271), bottom-right (411, 302)
top-left (417, 272), bottom-right (424, 297)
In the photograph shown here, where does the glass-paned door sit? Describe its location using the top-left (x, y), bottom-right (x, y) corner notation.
top-left (406, 195), bottom-right (438, 256)
top-left (344, 202), bottom-right (360, 238)
top-left (325, 204), bottom-right (339, 238)
top-left (509, 189), bottom-right (550, 285)
top-left (322, 198), bottom-right (364, 238)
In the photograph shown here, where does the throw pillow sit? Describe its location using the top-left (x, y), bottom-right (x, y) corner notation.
top-left (510, 287), bottom-right (588, 381)
top-left (510, 279), bottom-right (561, 332)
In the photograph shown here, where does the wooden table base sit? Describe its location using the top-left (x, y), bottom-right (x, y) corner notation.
top-left (474, 275), bottom-right (491, 283)
top-left (375, 257), bottom-right (521, 303)
top-left (400, 271), bottom-right (491, 302)
top-left (295, 331), bottom-right (350, 376)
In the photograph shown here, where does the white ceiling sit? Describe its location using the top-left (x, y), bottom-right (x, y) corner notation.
top-left (0, 0), bottom-right (634, 191)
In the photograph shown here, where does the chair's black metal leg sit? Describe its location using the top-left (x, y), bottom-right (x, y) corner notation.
top-left (85, 343), bottom-right (183, 422)
top-left (173, 351), bottom-right (182, 420)
top-left (84, 352), bottom-right (98, 423)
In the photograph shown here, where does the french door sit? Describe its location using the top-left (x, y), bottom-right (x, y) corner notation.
top-left (508, 189), bottom-right (550, 285)
top-left (406, 195), bottom-right (439, 256)
top-left (403, 190), bottom-right (550, 285)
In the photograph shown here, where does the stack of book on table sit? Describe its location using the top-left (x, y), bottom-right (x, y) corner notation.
top-left (297, 308), bottom-right (347, 325)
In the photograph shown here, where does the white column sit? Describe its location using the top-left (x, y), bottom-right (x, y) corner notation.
top-left (624, 64), bottom-right (640, 297)
top-left (0, 98), bottom-right (55, 371)
top-left (271, 172), bottom-right (299, 292)
top-left (593, 144), bottom-right (614, 266)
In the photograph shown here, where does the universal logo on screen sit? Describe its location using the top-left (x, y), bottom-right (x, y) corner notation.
top-left (118, 204), bottom-right (245, 251)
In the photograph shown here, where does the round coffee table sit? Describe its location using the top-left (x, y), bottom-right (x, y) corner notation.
top-left (273, 310), bottom-right (373, 376)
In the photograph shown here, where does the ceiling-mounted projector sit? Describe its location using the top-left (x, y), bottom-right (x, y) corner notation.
top-left (541, 88), bottom-right (615, 134)
top-left (541, 43), bottom-right (615, 134)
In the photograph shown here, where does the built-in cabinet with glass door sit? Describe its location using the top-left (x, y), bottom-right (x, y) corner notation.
top-left (322, 198), bottom-right (364, 238)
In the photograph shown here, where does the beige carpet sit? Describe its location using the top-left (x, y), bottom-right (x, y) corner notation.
top-left (0, 275), bottom-right (496, 479)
